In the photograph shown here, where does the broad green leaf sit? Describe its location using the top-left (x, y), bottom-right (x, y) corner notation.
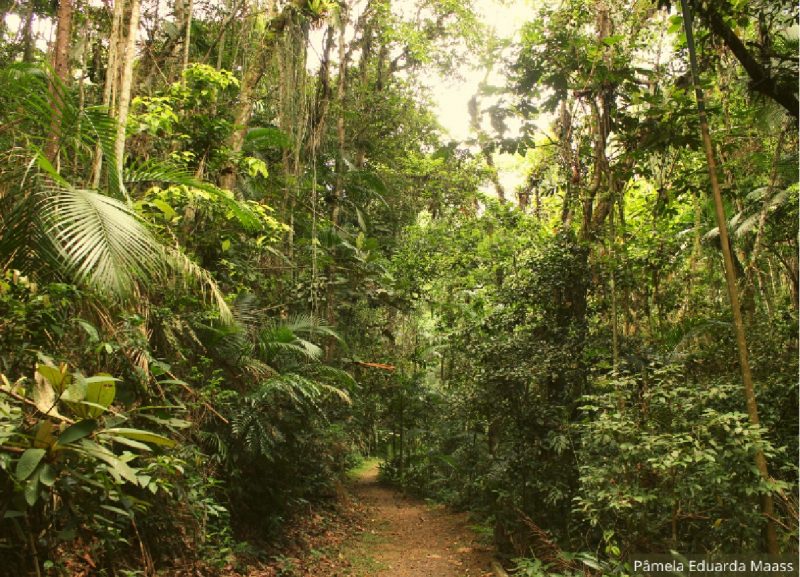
top-left (137, 414), bottom-right (192, 429)
top-left (76, 320), bottom-right (99, 342)
top-left (78, 439), bottom-right (138, 485)
top-left (16, 448), bottom-right (46, 480)
top-left (36, 364), bottom-right (64, 390)
top-left (57, 419), bottom-right (98, 446)
top-left (24, 477), bottom-right (40, 506)
top-left (105, 436), bottom-right (152, 451)
top-left (84, 375), bottom-right (116, 418)
top-left (102, 428), bottom-right (176, 447)
top-left (33, 370), bottom-right (63, 419)
top-left (33, 420), bottom-right (56, 449)
top-left (151, 198), bottom-right (177, 220)
top-left (38, 463), bottom-right (57, 486)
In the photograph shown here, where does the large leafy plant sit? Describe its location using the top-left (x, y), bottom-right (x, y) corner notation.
top-left (575, 365), bottom-right (790, 553)
top-left (0, 362), bottom-right (184, 573)
top-left (1, 363), bottom-right (178, 502)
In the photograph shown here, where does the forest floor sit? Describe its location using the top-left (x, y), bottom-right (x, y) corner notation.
top-left (334, 461), bottom-right (496, 577)
top-left (248, 460), bottom-right (497, 577)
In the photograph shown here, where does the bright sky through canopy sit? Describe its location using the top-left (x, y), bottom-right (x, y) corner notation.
top-left (429, 0), bottom-right (533, 141)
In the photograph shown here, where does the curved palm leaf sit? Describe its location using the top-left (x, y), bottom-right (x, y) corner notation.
top-left (167, 247), bottom-right (233, 324)
top-left (0, 64), bottom-right (121, 196)
top-left (0, 66), bottom-right (236, 322)
top-left (40, 181), bottom-right (165, 296)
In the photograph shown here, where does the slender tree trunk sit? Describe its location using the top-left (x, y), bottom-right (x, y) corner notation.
top-left (680, 0), bottom-right (779, 554)
top-left (114, 0), bottom-right (142, 184)
top-left (182, 0), bottom-right (194, 74)
top-left (219, 0), bottom-right (282, 192)
top-left (74, 33), bottom-right (90, 175)
top-left (51, 0), bottom-right (73, 84)
top-left (559, 99), bottom-right (575, 226)
top-left (682, 190), bottom-right (704, 316)
top-left (609, 197), bottom-right (619, 374)
top-left (21, 5), bottom-right (35, 63)
top-left (45, 0), bottom-right (74, 164)
top-left (220, 62), bottom-right (260, 190)
top-left (91, 0), bottom-right (124, 187)
top-left (618, 195), bottom-right (631, 335)
top-left (213, 0), bottom-right (235, 69)
top-left (325, 3), bottom-right (349, 355)
top-left (331, 4), bottom-right (348, 230)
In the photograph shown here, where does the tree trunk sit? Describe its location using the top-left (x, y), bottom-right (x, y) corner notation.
top-left (182, 0), bottom-right (194, 74)
top-left (114, 0), bottom-right (142, 185)
top-left (331, 4), bottom-right (348, 229)
top-left (325, 3), bottom-right (349, 356)
top-left (91, 0), bottom-right (125, 187)
top-left (45, 0), bottom-right (74, 164)
top-left (219, 0), bottom-right (284, 192)
top-left (21, 5), bottom-right (35, 63)
top-left (696, 3), bottom-right (798, 118)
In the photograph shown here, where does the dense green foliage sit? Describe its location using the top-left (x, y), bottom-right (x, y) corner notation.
top-left (0, 0), bottom-right (796, 575)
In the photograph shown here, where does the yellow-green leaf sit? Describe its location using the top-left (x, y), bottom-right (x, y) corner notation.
top-left (102, 428), bottom-right (176, 448)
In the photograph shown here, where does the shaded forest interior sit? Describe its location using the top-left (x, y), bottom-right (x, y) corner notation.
top-left (0, 0), bottom-right (797, 575)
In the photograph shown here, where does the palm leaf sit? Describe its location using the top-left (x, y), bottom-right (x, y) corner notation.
top-left (167, 247), bottom-right (233, 324)
top-left (0, 64), bottom-right (121, 195)
top-left (40, 181), bottom-right (165, 296)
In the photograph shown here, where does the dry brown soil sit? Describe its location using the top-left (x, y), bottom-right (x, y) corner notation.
top-left (337, 463), bottom-right (495, 577)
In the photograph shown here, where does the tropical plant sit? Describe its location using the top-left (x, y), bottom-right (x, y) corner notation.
top-left (0, 362), bottom-right (184, 574)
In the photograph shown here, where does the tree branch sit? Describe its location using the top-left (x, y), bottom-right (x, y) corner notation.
top-left (697, 4), bottom-right (798, 118)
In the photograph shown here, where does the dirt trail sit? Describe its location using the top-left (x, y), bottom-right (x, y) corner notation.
top-left (343, 463), bottom-right (495, 577)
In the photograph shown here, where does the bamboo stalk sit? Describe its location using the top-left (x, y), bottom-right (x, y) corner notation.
top-left (679, 0), bottom-right (779, 554)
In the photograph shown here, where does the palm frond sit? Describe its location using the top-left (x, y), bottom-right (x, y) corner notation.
top-left (239, 357), bottom-right (279, 380)
top-left (257, 332), bottom-right (323, 362)
top-left (167, 247), bottom-right (233, 324)
top-left (40, 181), bottom-right (165, 296)
top-left (733, 187), bottom-right (791, 237)
top-left (307, 364), bottom-right (358, 391)
top-left (232, 292), bottom-right (263, 332)
top-left (0, 64), bottom-right (120, 194)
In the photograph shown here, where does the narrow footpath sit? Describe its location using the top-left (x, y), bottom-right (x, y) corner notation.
top-left (330, 462), bottom-right (496, 577)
